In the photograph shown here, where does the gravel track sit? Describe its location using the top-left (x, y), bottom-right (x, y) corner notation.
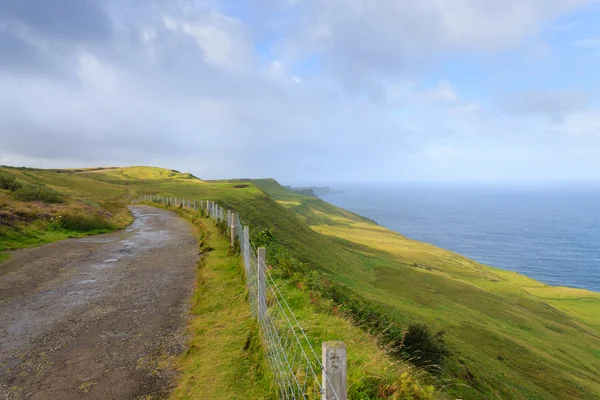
top-left (0, 206), bottom-right (198, 399)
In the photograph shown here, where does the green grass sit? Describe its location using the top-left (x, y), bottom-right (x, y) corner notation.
top-left (249, 179), bottom-right (600, 400)
top-left (0, 167), bottom-right (133, 255)
top-left (149, 202), bottom-right (437, 400)
top-left (13, 184), bottom-right (63, 203)
top-left (3, 166), bottom-right (600, 399)
top-left (168, 207), bottom-right (275, 400)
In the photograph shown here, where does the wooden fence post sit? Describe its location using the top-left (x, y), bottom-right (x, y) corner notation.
top-left (322, 342), bottom-right (347, 400)
top-left (243, 226), bottom-right (250, 277)
top-left (230, 213), bottom-right (237, 246)
top-left (257, 247), bottom-right (266, 321)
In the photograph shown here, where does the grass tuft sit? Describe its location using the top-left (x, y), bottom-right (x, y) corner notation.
top-left (56, 213), bottom-right (114, 232)
top-left (13, 184), bottom-right (63, 203)
top-left (0, 172), bottom-right (22, 191)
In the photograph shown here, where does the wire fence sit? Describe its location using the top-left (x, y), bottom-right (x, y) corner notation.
top-left (133, 195), bottom-right (343, 400)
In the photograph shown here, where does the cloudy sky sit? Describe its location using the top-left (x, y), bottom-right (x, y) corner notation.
top-left (1, 0), bottom-right (600, 183)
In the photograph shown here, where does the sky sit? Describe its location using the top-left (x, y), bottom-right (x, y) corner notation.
top-left (1, 0), bottom-right (600, 184)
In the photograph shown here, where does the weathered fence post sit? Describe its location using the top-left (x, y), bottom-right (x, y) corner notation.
top-left (243, 226), bottom-right (250, 277)
top-left (230, 213), bottom-right (238, 246)
top-left (322, 342), bottom-right (347, 400)
top-left (257, 247), bottom-right (266, 321)
top-left (227, 210), bottom-right (232, 227)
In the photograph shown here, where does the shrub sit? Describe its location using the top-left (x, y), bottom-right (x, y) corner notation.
top-left (59, 213), bottom-right (114, 232)
top-left (0, 173), bottom-right (22, 191)
top-left (13, 185), bottom-right (63, 203)
top-left (402, 324), bottom-right (449, 368)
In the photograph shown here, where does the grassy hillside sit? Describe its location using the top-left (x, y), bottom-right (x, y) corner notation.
top-left (0, 166), bottom-right (438, 399)
top-left (2, 166), bottom-right (599, 399)
top-left (249, 179), bottom-right (600, 399)
top-left (0, 167), bottom-right (132, 253)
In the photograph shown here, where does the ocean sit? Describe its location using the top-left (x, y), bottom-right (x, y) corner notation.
top-left (321, 183), bottom-right (600, 292)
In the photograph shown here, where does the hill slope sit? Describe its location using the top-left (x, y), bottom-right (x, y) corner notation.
top-left (2, 166), bottom-right (599, 399)
top-left (249, 178), bottom-right (600, 399)
top-left (0, 166), bottom-right (438, 399)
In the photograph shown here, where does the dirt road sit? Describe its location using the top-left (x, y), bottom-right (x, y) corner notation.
top-left (0, 206), bottom-right (198, 399)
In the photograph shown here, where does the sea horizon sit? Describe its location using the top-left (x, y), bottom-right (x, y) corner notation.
top-left (321, 182), bottom-right (600, 293)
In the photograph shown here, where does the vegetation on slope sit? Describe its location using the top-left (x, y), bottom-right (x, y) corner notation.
top-left (1, 166), bottom-right (437, 399)
top-left (165, 205), bottom-right (275, 400)
top-left (0, 168), bottom-right (132, 255)
top-left (249, 179), bottom-right (600, 400)
top-left (3, 166), bottom-right (599, 399)
top-left (145, 201), bottom-right (437, 399)
top-left (78, 166), bottom-right (600, 399)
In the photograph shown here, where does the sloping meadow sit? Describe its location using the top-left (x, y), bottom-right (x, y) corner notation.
top-left (4, 166), bottom-right (599, 399)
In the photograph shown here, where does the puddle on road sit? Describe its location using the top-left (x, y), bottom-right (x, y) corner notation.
top-left (78, 238), bottom-right (116, 243)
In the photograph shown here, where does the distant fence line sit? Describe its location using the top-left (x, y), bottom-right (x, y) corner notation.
top-left (133, 194), bottom-right (346, 400)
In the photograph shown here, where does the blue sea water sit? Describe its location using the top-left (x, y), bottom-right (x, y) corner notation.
top-left (321, 183), bottom-right (600, 292)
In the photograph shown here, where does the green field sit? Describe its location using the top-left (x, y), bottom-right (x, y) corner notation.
top-left (1, 166), bottom-right (599, 399)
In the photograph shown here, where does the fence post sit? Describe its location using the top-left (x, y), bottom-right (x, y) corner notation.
top-left (257, 247), bottom-right (266, 321)
top-left (322, 342), bottom-right (347, 400)
top-left (230, 213), bottom-right (237, 246)
top-left (228, 210), bottom-right (232, 227)
top-left (243, 226), bottom-right (250, 277)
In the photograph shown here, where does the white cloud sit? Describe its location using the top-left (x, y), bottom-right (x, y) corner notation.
top-left (75, 52), bottom-right (118, 90)
top-left (278, 0), bottom-right (588, 89)
top-left (163, 15), bottom-right (178, 31)
top-left (561, 109), bottom-right (600, 137)
top-left (141, 27), bottom-right (156, 43)
top-left (421, 82), bottom-right (458, 104)
top-left (269, 60), bottom-right (283, 78)
top-left (0, 0), bottom-right (599, 182)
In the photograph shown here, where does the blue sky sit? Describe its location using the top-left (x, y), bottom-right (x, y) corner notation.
top-left (1, 0), bottom-right (599, 184)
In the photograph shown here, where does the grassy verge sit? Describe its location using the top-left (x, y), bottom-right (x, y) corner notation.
top-left (158, 205), bottom-right (276, 399)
